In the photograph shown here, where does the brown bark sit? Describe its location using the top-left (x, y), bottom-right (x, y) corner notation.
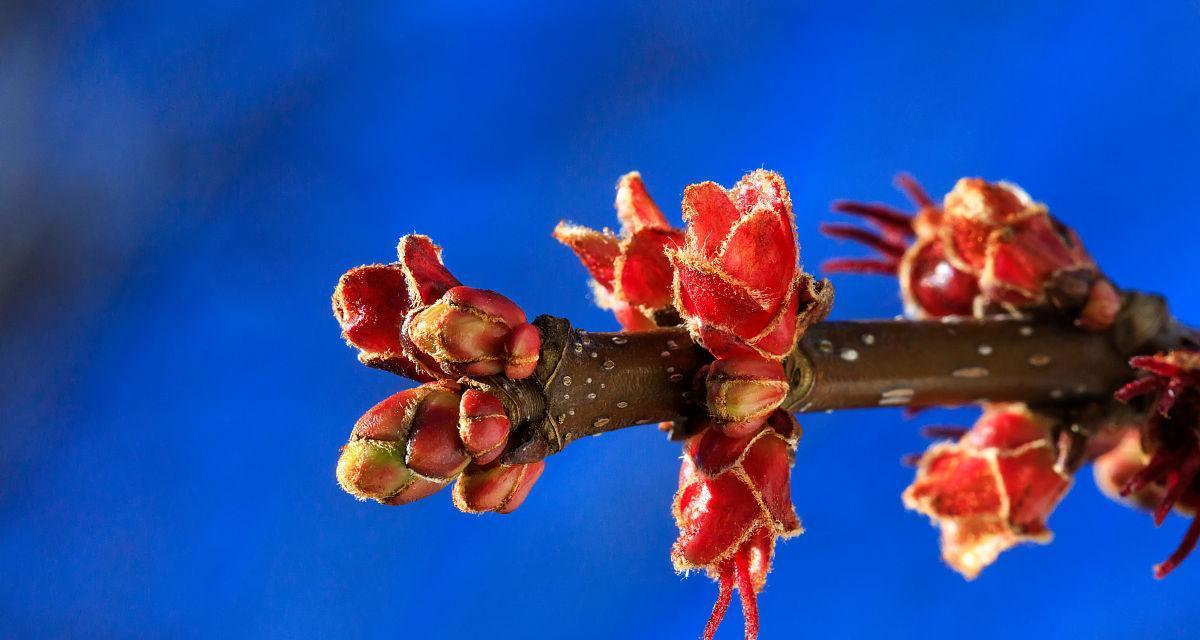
top-left (404, 292), bottom-right (1196, 465)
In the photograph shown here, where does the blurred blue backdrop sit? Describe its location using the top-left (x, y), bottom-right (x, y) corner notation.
top-left (2, 2), bottom-right (1199, 638)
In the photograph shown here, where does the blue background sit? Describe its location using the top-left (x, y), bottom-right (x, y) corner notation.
top-left (2, 2), bottom-right (1199, 638)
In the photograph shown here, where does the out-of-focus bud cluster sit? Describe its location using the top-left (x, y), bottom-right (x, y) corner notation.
top-left (903, 404), bottom-right (1071, 579)
top-left (824, 175), bottom-right (1120, 330)
top-left (1105, 351), bottom-right (1200, 578)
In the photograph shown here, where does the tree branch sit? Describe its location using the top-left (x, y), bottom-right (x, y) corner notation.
top-left (369, 291), bottom-right (1195, 464)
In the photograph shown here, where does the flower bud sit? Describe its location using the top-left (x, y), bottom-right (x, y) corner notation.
top-left (458, 389), bottom-right (512, 465)
top-left (404, 285), bottom-right (539, 379)
top-left (452, 461), bottom-right (546, 514)
top-left (672, 411), bottom-right (801, 640)
top-left (336, 383), bottom-right (468, 505)
top-left (705, 358), bottom-right (789, 435)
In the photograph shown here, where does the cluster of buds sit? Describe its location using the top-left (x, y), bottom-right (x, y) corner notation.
top-left (559, 170), bottom-right (828, 639)
top-left (332, 234), bottom-right (545, 512)
top-left (666, 171), bottom-right (826, 639)
top-left (336, 382), bottom-right (544, 511)
top-left (667, 171), bottom-right (829, 435)
top-left (671, 411), bottom-right (803, 640)
top-left (824, 175), bottom-right (1120, 329)
top-left (903, 404), bottom-right (1072, 579)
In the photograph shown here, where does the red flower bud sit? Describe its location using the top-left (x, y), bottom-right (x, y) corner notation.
top-left (826, 176), bottom-right (1111, 327)
top-left (332, 234), bottom-right (462, 380)
top-left (453, 461), bottom-right (546, 514)
top-left (705, 358), bottom-right (789, 436)
top-left (903, 404), bottom-right (1071, 579)
top-left (555, 172), bottom-right (685, 330)
top-left (337, 383), bottom-right (468, 505)
top-left (403, 285), bottom-right (540, 379)
top-left (671, 170), bottom-right (829, 363)
top-left (458, 388), bottom-right (512, 465)
top-left (672, 411), bottom-right (801, 640)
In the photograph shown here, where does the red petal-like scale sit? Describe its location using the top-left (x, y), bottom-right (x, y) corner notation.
top-left (682, 181), bottom-right (743, 258)
top-left (674, 471), bottom-right (765, 567)
top-left (617, 228), bottom-right (684, 308)
top-left (405, 388), bottom-right (470, 481)
top-left (721, 206), bottom-right (796, 301)
top-left (398, 234), bottom-right (461, 305)
top-left (332, 264), bottom-right (411, 356)
top-left (453, 462), bottom-right (544, 514)
top-left (353, 386), bottom-right (436, 441)
top-left (445, 285), bottom-right (527, 328)
top-left (616, 171), bottom-right (670, 232)
top-left (747, 291), bottom-right (801, 359)
top-left (689, 423), bottom-right (759, 476)
top-left (497, 461), bottom-right (546, 513)
top-left (673, 254), bottom-right (769, 337)
top-left (458, 389), bottom-right (511, 465)
top-left (740, 433), bottom-right (801, 532)
top-left (903, 404), bottom-right (1070, 579)
top-left (553, 222), bottom-right (622, 290)
top-left (908, 448), bottom-right (1005, 517)
top-left (504, 322), bottom-right (541, 380)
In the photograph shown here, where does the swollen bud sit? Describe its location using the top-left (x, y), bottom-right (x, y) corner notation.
top-left (404, 286), bottom-right (540, 379)
top-left (458, 388), bottom-right (512, 465)
top-left (453, 461), bottom-right (546, 514)
top-left (336, 383), bottom-right (469, 505)
top-left (705, 358), bottom-right (789, 436)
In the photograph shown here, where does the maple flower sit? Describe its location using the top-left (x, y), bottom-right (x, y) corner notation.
top-left (666, 170), bottom-right (827, 639)
top-left (669, 169), bottom-right (828, 362)
top-left (555, 172), bottom-right (686, 330)
top-left (903, 404), bottom-right (1072, 579)
top-left (1111, 350), bottom-right (1200, 577)
top-left (824, 176), bottom-right (1120, 329)
top-left (672, 411), bottom-right (802, 640)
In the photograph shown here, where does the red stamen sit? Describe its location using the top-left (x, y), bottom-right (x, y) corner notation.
top-left (894, 173), bottom-right (935, 209)
top-left (1155, 454), bottom-right (1200, 526)
top-left (1122, 451), bottom-right (1176, 497)
top-left (1114, 376), bottom-right (1165, 403)
top-left (734, 552), bottom-right (760, 640)
top-left (820, 257), bottom-right (898, 276)
top-left (1154, 515), bottom-right (1200, 579)
top-left (1160, 377), bottom-right (1191, 417)
top-left (920, 425), bottom-right (970, 440)
top-left (1130, 355), bottom-right (1184, 378)
top-left (703, 562), bottom-right (735, 640)
top-left (829, 200), bottom-right (915, 237)
top-left (819, 223), bottom-right (908, 258)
